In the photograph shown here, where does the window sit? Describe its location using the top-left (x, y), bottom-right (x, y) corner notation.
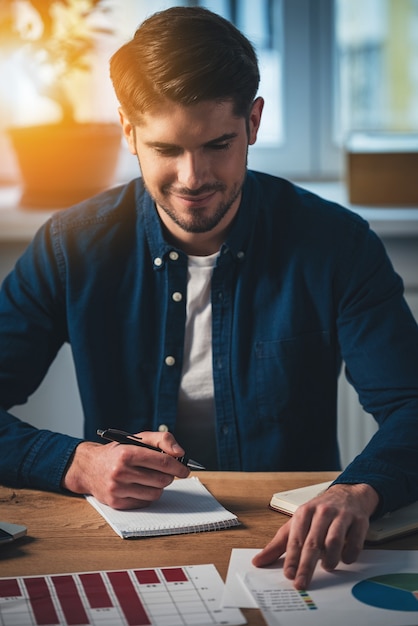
top-left (335, 0), bottom-right (418, 138)
top-left (112, 0), bottom-right (286, 181)
top-left (113, 0), bottom-right (336, 181)
top-left (266, 0), bottom-right (418, 181)
top-left (2, 1), bottom-right (418, 184)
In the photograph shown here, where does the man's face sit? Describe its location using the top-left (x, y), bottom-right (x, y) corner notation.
top-left (120, 98), bottom-right (263, 254)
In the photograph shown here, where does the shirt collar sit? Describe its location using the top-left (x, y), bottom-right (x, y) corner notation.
top-left (138, 171), bottom-right (258, 268)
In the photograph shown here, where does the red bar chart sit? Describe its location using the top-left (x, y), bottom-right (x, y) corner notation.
top-left (0, 564), bottom-right (245, 626)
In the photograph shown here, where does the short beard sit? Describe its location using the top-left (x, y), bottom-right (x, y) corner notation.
top-left (133, 127), bottom-right (248, 234)
top-left (155, 180), bottom-right (243, 234)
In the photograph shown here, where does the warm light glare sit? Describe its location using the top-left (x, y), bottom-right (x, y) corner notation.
top-left (0, 0), bottom-right (119, 126)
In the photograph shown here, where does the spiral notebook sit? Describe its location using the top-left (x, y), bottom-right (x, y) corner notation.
top-left (86, 477), bottom-right (240, 538)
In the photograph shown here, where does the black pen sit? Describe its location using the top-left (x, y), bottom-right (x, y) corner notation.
top-left (96, 428), bottom-right (206, 470)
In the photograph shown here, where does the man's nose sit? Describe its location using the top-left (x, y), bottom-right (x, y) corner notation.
top-left (177, 152), bottom-right (207, 190)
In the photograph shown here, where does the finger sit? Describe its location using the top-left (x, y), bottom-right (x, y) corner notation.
top-left (138, 433), bottom-right (191, 477)
top-left (341, 519), bottom-right (369, 564)
top-left (137, 430), bottom-right (185, 457)
top-left (103, 482), bottom-right (167, 509)
top-left (252, 522), bottom-right (290, 567)
top-left (101, 459), bottom-right (176, 508)
top-left (121, 462), bottom-right (176, 489)
top-left (110, 498), bottom-right (154, 510)
top-left (282, 508), bottom-right (317, 585)
top-left (319, 517), bottom-right (349, 572)
top-left (289, 509), bottom-right (353, 588)
top-left (92, 439), bottom-right (189, 509)
top-left (321, 508), bottom-right (369, 571)
top-left (283, 506), bottom-right (332, 589)
top-left (117, 441), bottom-right (189, 478)
top-left (287, 540), bottom-right (322, 590)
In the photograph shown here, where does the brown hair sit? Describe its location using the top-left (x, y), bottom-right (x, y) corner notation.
top-left (110, 6), bottom-right (260, 124)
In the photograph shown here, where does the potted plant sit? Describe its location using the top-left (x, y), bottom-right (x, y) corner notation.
top-left (1, 0), bottom-right (122, 208)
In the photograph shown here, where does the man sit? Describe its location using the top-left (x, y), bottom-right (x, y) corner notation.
top-left (1, 7), bottom-right (418, 590)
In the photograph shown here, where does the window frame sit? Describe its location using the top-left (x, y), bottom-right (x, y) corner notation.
top-left (116, 0), bottom-right (343, 183)
top-left (248, 0), bottom-right (342, 181)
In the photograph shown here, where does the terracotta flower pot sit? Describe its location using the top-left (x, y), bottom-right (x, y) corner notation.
top-left (8, 122), bottom-right (122, 209)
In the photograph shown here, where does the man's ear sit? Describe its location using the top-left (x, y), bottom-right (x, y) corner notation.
top-left (248, 97), bottom-right (264, 146)
top-left (118, 108), bottom-right (137, 155)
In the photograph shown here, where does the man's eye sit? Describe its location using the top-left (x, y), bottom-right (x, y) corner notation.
top-left (156, 148), bottom-right (181, 157)
top-left (209, 143), bottom-right (231, 151)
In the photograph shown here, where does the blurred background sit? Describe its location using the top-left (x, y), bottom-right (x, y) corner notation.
top-left (2, 0), bottom-right (418, 182)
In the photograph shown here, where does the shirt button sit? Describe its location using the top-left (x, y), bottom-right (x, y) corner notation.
top-left (158, 424), bottom-right (169, 432)
top-left (165, 355), bottom-right (176, 366)
top-left (237, 250), bottom-right (245, 261)
top-left (154, 257), bottom-right (163, 267)
top-left (222, 425), bottom-right (229, 435)
top-left (172, 291), bottom-right (183, 302)
top-left (169, 251), bottom-right (179, 261)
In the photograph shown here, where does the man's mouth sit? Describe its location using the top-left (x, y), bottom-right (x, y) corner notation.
top-left (174, 190), bottom-right (218, 207)
top-left (166, 181), bottom-right (225, 204)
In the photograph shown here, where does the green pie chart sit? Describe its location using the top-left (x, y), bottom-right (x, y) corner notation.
top-left (352, 573), bottom-right (418, 612)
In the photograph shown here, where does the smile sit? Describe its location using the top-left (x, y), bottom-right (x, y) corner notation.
top-left (174, 191), bottom-right (218, 208)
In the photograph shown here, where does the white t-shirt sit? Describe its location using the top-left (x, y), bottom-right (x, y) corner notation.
top-left (175, 252), bottom-right (219, 469)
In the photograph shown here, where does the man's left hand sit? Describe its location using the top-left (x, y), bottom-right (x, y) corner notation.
top-left (252, 483), bottom-right (379, 589)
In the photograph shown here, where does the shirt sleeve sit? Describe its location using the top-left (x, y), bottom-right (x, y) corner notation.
top-left (333, 223), bottom-right (418, 515)
top-left (0, 219), bottom-right (84, 492)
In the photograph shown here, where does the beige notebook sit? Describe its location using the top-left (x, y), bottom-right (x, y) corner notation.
top-left (269, 481), bottom-right (333, 515)
top-left (269, 481), bottom-right (418, 543)
top-left (86, 476), bottom-right (239, 538)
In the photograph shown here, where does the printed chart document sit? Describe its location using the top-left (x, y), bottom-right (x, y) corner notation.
top-left (224, 548), bottom-right (418, 626)
top-left (0, 564), bottom-right (246, 626)
top-left (86, 476), bottom-right (239, 538)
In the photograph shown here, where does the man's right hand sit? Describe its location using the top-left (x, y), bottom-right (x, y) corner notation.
top-left (61, 431), bottom-right (190, 509)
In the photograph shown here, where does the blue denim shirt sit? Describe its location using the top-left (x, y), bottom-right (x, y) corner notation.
top-left (1, 171), bottom-right (418, 515)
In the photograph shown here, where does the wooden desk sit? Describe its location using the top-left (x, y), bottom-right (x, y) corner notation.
top-left (1, 472), bottom-right (417, 625)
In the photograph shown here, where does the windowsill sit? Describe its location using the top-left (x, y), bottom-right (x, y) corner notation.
top-left (295, 181), bottom-right (418, 238)
top-left (1, 181), bottom-right (418, 242)
top-left (0, 186), bottom-right (56, 242)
